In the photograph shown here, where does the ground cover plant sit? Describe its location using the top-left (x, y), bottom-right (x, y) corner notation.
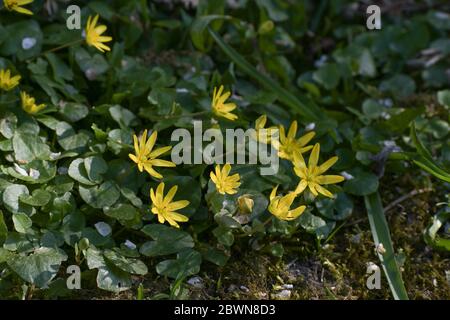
top-left (0, 0), bottom-right (449, 300)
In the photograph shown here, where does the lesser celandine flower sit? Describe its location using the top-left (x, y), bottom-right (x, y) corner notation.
top-left (3, 0), bottom-right (33, 15)
top-left (0, 69), bottom-right (21, 91)
top-left (210, 163), bottom-right (241, 195)
top-left (211, 85), bottom-right (238, 121)
top-left (20, 91), bottom-right (45, 114)
top-left (268, 185), bottom-right (306, 221)
top-left (293, 143), bottom-right (344, 198)
top-left (129, 130), bottom-right (175, 179)
top-left (85, 14), bottom-right (113, 52)
top-left (252, 114), bottom-right (278, 144)
top-left (274, 120), bottom-right (315, 161)
top-left (150, 182), bottom-right (190, 228)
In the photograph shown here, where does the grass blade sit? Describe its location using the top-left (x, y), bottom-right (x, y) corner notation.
top-left (364, 192), bottom-right (409, 300)
top-left (410, 123), bottom-right (450, 182)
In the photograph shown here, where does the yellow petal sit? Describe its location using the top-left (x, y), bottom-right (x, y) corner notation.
top-left (314, 184), bottom-right (334, 198)
top-left (144, 130), bottom-right (157, 154)
top-left (163, 185), bottom-right (178, 205)
top-left (317, 156), bottom-right (339, 175)
top-left (294, 179), bottom-right (308, 194)
top-left (149, 146), bottom-right (172, 159)
top-left (297, 131), bottom-right (315, 147)
top-left (167, 200), bottom-right (190, 211)
top-left (150, 159), bottom-right (176, 168)
top-left (287, 121), bottom-right (297, 139)
top-left (144, 164), bottom-right (163, 179)
top-left (316, 175), bottom-right (345, 185)
top-left (308, 143), bottom-right (320, 169)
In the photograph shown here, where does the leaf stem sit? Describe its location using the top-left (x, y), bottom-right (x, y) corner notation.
top-left (41, 39), bottom-right (84, 56)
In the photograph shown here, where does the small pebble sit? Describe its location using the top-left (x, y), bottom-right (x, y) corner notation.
top-left (272, 290), bottom-right (291, 300)
top-left (187, 276), bottom-right (204, 289)
top-left (95, 222), bottom-right (112, 237)
top-left (22, 37), bottom-right (37, 50)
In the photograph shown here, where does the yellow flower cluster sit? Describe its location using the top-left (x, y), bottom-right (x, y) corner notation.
top-left (207, 85), bottom-right (343, 222)
top-left (267, 120), bottom-right (343, 221)
top-left (0, 68), bottom-right (47, 115)
top-left (129, 85), bottom-right (343, 228)
top-left (128, 130), bottom-right (188, 228)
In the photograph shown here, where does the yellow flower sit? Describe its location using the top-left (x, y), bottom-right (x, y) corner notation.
top-left (211, 85), bottom-right (238, 121)
top-left (150, 182), bottom-right (190, 228)
top-left (237, 194), bottom-right (254, 214)
top-left (293, 143), bottom-right (344, 198)
top-left (210, 163), bottom-right (241, 195)
top-left (128, 130), bottom-right (176, 179)
top-left (268, 185), bottom-right (306, 221)
top-left (85, 14), bottom-right (113, 53)
top-left (252, 114), bottom-right (278, 144)
top-left (3, 0), bottom-right (33, 15)
top-left (0, 69), bottom-right (21, 91)
top-left (20, 91), bottom-right (46, 114)
top-left (274, 120), bottom-right (315, 161)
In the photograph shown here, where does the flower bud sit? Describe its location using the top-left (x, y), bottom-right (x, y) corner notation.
top-left (237, 194), bottom-right (254, 214)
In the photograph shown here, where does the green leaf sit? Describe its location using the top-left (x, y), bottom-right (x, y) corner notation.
top-left (156, 249), bottom-right (202, 279)
top-left (73, 47), bottom-right (109, 77)
top-left (0, 112), bottom-right (17, 139)
top-left (7, 247), bottom-right (67, 288)
top-left (68, 158), bottom-right (96, 186)
top-left (5, 160), bottom-right (57, 184)
top-left (140, 224), bottom-right (194, 257)
top-left (84, 156), bottom-right (108, 184)
top-left (12, 213), bottom-right (32, 234)
top-left (0, 20), bottom-right (43, 60)
top-left (379, 74), bottom-right (416, 99)
top-left (79, 181), bottom-right (120, 208)
top-left (344, 169), bottom-right (379, 196)
top-left (2, 184), bottom-right (30, 214)
top-left (199, 245), bottom-right (229, 267)
top-left (104, 204), bottom-right (138, 221)
top-left (56, 122), bottom-right (91, 152)
top-left (19, 189), bottom-right (51, 207)
top-left (147, 88), bottom-right (176, 116)
top-left (212, 226), bottom-right (234, 246)
top-left (45, 52), bottom-right (74, 81)
top-left (437, 89), bottom-right (450, 108)
top-left (383, 107), bottom-right (424, 133)
top-left (12, 128), bottom-right (51, 162)
top-left (96, 262), bottom-right (132, 293)
top-left (364, 192), bottom-right (408, 300)
top-left (313, 63), bottom-right (341, 90)
top-left (316, 192), bottom-right (353, 221)
top-left (104, 249), bottom-right (148, 275)
top-left (109, 105), bottom-right (138, 129)
top-left (299, 211), bottom-right (333, 239)
top-left (59, 103), bottom-right (89, 122)
top-left (0, 248), bottom-right (13, 263)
